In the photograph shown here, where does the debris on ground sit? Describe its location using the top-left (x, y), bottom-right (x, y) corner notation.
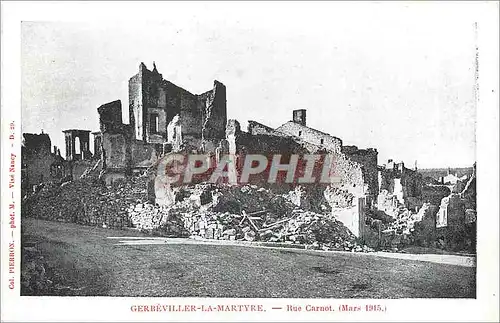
top-left (126, 184), bottom-right (373, 252)
top-left (23, 177), bottom-right (375, 252)
top-left (21, 244), bottom-right (54, 295)
top-left (22, 174), bottom-right (149, 229)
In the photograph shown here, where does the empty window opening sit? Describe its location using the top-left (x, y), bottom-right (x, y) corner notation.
top-left (320, 139), bottom-right (324, 144)
top-left (74, 137), bottom-right (81, 155)
top-left (298, 131), bottom-right (302, 136)
top-left (150, 113), bottom-right (159, 134)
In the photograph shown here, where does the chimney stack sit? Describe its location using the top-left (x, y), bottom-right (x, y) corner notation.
top-left (293, 109), bottom-right (306, 126)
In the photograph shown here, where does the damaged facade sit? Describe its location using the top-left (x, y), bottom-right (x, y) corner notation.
top-left (240, 109), bottom-right (379, 238)
top-left (93, 62), bottom-right (382, 239)
top-left (129, 62), bottom-right (227, 148)
top-left (98, 62), bottom-right (227, 185)
top-left (436, 163), bottom-right (476, 227)
top-left (21, 133), bottom-right (69, 194)
top-left (21, 129), bottom-right (100, 195)
top-left (432, 164), bottom-right (477, 251)
top-left (63, 129), bottom-right (92, 161)
top-left (377, 160), bottom-right (423, 216)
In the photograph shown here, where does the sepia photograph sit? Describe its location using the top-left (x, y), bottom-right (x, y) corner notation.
top-left (2, 1), bottom-right (498, 322)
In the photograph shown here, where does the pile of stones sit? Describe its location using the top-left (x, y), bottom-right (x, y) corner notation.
top-left (125, 184), bottom-right (373, 252)
top-left (22, 174), bottom-right (149, 229)
top-left (23, 177), bottom-right (374, 252)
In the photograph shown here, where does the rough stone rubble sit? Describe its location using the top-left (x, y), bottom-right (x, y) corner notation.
top-left (23, 156), bottom-right (476, 254)
top-left (128, 183), bottom-right (372, 251)
top-left (23, 171), bottom-right (374, 253)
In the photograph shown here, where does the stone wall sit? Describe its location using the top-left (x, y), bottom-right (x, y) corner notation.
top-left (438, 163), bottom-right (476, 220)
top-left (376, 189), bottom-right (400, 218)
top-left (411, 203), bottom-right (439, 247)
top-left (342, 145), bottom-right (379, 198)
top-left (98, 100), bottom-right (159, 185)
top-left (197, 81), bottom-right (227, 140)
top-left (131, 140), bottom-right (158, 168)
top-left (102, 133), bottom-right (129, 171)
top-left (128, 71), bottom-right (144, 141)
top-left (422, 185), bottom-right (451, 205)
top-left (128, 63), bottom-right (227, 147)
top-left (327, 193), bottom-right (366, 238)
top-left (378, 162), bottom-right (423, 210)
top-left (275, 121), bottom-right (343, 153)
top-left (247, 120), bottom-right (283, 136)
top-left (232, 119), bottom-right (367, 195)
top-left (22, 133), bottom-right (70, 192)
top-left (161, 80), bottom-right (199, 139)
top-left (432, 165), bottom-right (476, 252)
top-left (436, 193), bottom-right (469, 229)
top-left (224, 119), bottom-right (309, 189)
top-left (435, 191), bottom-right (476, 252)
top-left (225, 119), bottom-right (367, 238)
top-left (22, 147), bottom-right (57, 186)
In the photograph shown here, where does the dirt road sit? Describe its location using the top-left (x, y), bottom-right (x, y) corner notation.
top-left (21, 218), bottom-right (476, 298)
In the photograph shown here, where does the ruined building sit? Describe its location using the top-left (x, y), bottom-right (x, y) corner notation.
top-left (241, 109), bottom-right (379, 237)
top-left (93, 62), bottom-right (429, 240)
top-left (129, 62), bottom-right (227, 146)
top-left (21, 128), bottom-right (99, 194)
top-left (97, 62), bottom-right (227, 184)
top-left (21, 61), bottom-right (427, 241)
top-left (22, 61), bottom-right (471, 251)
top-left (63, 129), bottom-right (92, 161)
top-left (93, 62), bottom-right (385, 237)
top-left (21, 133), bottom-right (70, 194)
top-left (246, 109), bottom-right (378, 200)
top-left (376, 159), bottom-right (423, 217)
top-left (436, 163), bottom-right (476, 228)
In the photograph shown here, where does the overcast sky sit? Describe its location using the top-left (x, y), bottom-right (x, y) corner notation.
top-left (21, 2), bottom-right (478, 168)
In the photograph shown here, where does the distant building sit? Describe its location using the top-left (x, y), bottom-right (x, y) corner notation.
top-left (439, 168), bottom-right (469, 185)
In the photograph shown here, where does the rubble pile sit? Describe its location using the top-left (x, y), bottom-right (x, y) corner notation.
top-left (125, 184), bottom-right (372, 252)
top-left (22, 174), bottom-right (149, 229)
top-left (323, 186), bottom-right (355, 208)
top-left (126, 201), bottom-right (192, 237)
top-left (374, 201), bottom-right (445, 251)
top-left (280, 210), bottom-right (372, 251)
top-left (385, 209), bottom-right (417, 235)
top-left (79, 159), bottom-right (102, 179)
top-left (211, 184), bottom-right (297, 217)
top-left (24, 177), bottom-right (374, 252)
top-left (127, 202), bottom-right (168, 231)
top-left (371, 187), bottom-right (424, 250)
